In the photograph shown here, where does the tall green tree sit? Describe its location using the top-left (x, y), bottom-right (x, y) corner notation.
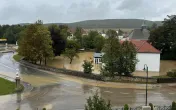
top-left (102, 30), bottom-right (137, 77)
top-left (18, 21), bottom-right (53, 64)
top-left (149, 15), bottom-right (176, 60)
top-left (63, 48), bottom-right (79, 64)
top-left (63, 39), bottom-right (80, 64)
top-left (48, 24), bottom-right (67, 56)
top-left (74, 27), bottom-right (83, 47)
top-left (101, 30), bottom-right (120, 77)
top-left (94, 35), bottom-right (105, 52)
top-left (116, 41), bottom-right (137, 75)
top-left (66, 40), bottom-right (80, 50)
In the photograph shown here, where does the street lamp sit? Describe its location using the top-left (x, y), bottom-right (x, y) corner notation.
top-left (143, 64), bottom-right (148, 106)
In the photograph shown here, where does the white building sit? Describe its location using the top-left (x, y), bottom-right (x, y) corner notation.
top-left (93, 53), bottom-right (103, 64)
top-left (132, 40), bottom-right (160, 72)
top-left (94, 40), bottom-right (160, 72)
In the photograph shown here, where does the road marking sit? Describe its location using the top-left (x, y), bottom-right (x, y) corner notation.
top-left (169, 93), bottom-right (175, 95)
top-left (120, 92), bottom-right (129, 95)
top-left (104, 91), bottom-right (113, 93)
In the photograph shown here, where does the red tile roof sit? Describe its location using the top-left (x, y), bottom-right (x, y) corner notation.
top-left (121, 40), bottom-right (160, 53)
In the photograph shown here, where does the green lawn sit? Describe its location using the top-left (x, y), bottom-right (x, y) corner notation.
top-left (0, 77), bottom-right (16, 95)
top-left (13, 54), bottom-right (23, 62)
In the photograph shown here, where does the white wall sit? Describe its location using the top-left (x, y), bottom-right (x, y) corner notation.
top-left (136, 53), bottom-right (160, 72)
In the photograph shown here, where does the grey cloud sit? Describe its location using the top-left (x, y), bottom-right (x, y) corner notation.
top-left (0, 0), bottom-right (175, 24)
top-left (117, 0), bottom-right (144, 10)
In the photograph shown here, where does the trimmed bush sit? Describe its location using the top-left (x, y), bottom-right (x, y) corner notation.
top-left (85, 92), bottom-right (112, 110)
top-left (124, 104), bottom-right (129, 110)
top-left (167, 69), bottom-right (176, 77)
top-left (43, 108), bottom-right (46, 110)
top-left (82, 60), bottom-right (93, 74)
top-left (149, 103), bottom-right (153, 110)
top-left (172, 101), bottom-right (176, 110)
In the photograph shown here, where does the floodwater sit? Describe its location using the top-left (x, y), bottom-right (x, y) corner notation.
top-left (0, 53), bottom-right (176, 110)
top-left (47, 52), bottom-right (101, 74)
top-left (48, 52), bottom-right (176, 76)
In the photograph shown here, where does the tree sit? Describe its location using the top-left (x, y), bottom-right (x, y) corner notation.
top-left (115, 41), bottom-right (137, 76)
top-left (82, 31), bottom-right (101, 50)
top-left (172, 101), bottom-right (176, 110)
top-left (94, 35), bottom-right (105, 52)
top-left (149, 15), bottom-right (176, 60)
top-left (101, 30), bottom-right (137, 77)
top-left (18, 21), bottom-right (53, 64)
top-left (66, 40), bottom-right (80, 51)
top-left (82, 60), bottom-right (93, 74)
top-left (124, 104), bottom-right (129, 110)
top-left (63, 48), bottom-right (79, 64)
top-left (101, 30), bottom-right (120, 77)
top-left (48, 24), bottom-right (67, 56)
top-left (85, 92), bottom-right (112, 110)
top-left (74, 27), bottom-right (83, 47)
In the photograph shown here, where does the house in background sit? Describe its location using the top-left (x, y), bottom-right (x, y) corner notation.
top-left (93, 53), bottom-right (103, 64)
top-left (94, 40), bottom-right (160, 72)
top-left (129, 40), bottom-right (160, 72)
top-left (67, 28), bottom-right (88, 40)
top-left (128, 21), bottom-right (150, 40)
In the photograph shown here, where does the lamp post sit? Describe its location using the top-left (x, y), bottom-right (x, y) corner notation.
top-left (15, 69), bottom-right (20, 90)
top-left (143, 64), bottom-right (148, 106)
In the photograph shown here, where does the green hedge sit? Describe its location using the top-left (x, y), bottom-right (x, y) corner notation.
top-left (167, 69), bottom-right (176, 78)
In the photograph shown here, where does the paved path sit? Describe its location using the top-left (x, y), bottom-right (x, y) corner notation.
top-left (0, 53), bottom-right (176, 110)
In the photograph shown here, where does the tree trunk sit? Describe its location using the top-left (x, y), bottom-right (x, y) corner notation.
top-left (70, 58), bottom-right (72, 64)
top-left (45, 57), bottom-right (46, 65)
top-left (40, 59), bottom-right (41, 65)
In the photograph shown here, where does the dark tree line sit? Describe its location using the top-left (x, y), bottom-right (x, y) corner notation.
top-left (0, 25), bottom-right (26, 43)
top-left (149, 15), bottom-right (176, 60)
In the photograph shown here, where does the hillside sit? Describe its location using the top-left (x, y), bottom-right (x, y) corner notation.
top-left (45, 19), bottom-right (163, 29)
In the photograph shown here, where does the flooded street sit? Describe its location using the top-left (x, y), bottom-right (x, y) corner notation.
top-left (0, 53), bottom-right (176, 110)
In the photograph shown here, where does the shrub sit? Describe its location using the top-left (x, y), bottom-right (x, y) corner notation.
top-left (167, 69), bottom-right (176, 77)
top-left (172, 101), bottom-right (176, 110)
top-left (82, 60), bottom-right (93, 74)
top-left (149, 103), bottom-right (153, 110)
top-left (124, 104), bottom-right (129, 110)
top-left (85, 92), bottom-right (112, 110)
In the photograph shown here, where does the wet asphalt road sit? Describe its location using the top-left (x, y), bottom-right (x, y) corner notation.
top-left (0, 53), bottom-right (176, 110)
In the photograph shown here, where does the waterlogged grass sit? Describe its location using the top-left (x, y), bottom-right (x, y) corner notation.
top-left (13, 54), bottom-right (23, 62)
top-left (0, 77), bottom-right (16, 95)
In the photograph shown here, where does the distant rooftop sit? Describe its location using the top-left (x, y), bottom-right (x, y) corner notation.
top-left (120, 40), bottom-right (160, 53)
top-left (94, 53), bottom-right (103, 58)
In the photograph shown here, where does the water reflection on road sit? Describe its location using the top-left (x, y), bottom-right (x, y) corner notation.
top-left (0, 53), bottom-right (176, 110)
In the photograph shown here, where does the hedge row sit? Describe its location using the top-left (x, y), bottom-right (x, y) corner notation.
top-left (20, 60), bottom-right (176, 83)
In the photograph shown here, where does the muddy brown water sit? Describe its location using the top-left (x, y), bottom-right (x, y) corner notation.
top-left (47, 52), bottom-right (176, 76)
top-left (0, 53), bottom-right (176, 110)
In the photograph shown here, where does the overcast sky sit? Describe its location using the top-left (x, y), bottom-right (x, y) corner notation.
top-left (0, 0), bottom-right (175, 24)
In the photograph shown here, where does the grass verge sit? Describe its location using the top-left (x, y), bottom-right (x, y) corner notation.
top-left (13, 54), bottom-right (23, 62)
top-left (0, 77), bottom-right (24, 95)
top-left (0, 77), bottom-right (16, 95)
